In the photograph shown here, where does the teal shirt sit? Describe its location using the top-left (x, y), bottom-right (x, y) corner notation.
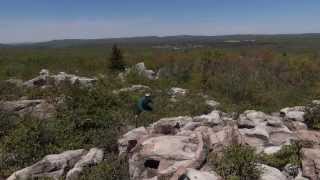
top-left (137, 96), bottom-right (153, 113)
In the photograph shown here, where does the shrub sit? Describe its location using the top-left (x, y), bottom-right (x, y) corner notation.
top-left (209, 144), bottom-right (261, 180)
top-left (304, 103), bottom-right (320, 130)
top-left (259, 144), bottom-right (301, 170)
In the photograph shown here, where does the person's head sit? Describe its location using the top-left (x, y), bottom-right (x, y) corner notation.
top-left (145, 93), bottom-right (151, 97)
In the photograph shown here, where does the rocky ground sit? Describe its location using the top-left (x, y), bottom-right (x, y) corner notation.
top-left (3, 64), bottom-right (320, 180)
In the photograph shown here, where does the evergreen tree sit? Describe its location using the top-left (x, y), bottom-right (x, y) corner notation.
top-left (109, 44), bottom-right (125, 71)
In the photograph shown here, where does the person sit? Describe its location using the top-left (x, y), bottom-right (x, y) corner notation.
top-left (135, 93), bottom-right (153, 127)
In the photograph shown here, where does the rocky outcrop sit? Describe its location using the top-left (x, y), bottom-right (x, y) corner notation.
top-left (0, 99), bottom-right (56, 120)
top-left (119, 62), bottom-right (158, 81)
top-left (23, 69), bottom-right (96, 88)
top-left (7, 148), bottom-right (103, 180)
top-left (260, 164), bottom-right (287, 180)
top-left (301, 148), bottom-right (320, 180)
top-left (171, 168), bottom-right (222, 180)
top-left (280, 106), bottom-right (306, 122)
top-left (118, 101), bottom-right (320, 180)
top-left (113, 85), bottom-right (151, 94)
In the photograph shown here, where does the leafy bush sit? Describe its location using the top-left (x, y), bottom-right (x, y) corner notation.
top-left (304, 103), bottom-right (320, 130)
top-left (259, 144), bottom-right (301, 170)
top-left (209, 145), bottom-right (261, 180)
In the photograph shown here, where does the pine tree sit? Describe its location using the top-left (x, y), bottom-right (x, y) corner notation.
top-left (109, 44), bottom-right (125, 71)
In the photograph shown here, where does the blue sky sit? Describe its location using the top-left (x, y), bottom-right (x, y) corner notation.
top-left (0, 0), bottom-right (319, 43)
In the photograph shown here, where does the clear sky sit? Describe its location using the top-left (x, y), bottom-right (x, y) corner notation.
top-left (0, 0), bottom-right (319, 43)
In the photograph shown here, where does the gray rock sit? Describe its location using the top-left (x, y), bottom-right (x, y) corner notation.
top-left (260, 164), bottom-right (287, 180)
top-left (128, 132), bottom-right (207, 180)
top-left (66, 148), bottom-right (104, 180)
top-left (113, 85), bottom-right (151, 94)
top-left (181, 168), bottom-right (222, 180)
top-left (118, 127), bottom-right (148, 156)
top-left (263, 146), bottom-right (282, 155)
top-left (301, 148), bottom-right (320, 180)
top-left (193, 110), bottom-right (223, 126)
top-left (0, 99), bottom-right (56, 120)
top-left (280, 106), bottom-right (306, 122)
top-left (7, 149), bottom-right (88, 180)
top-left (150, 116), bottom-right (193, 135)
top-left (23, 69), bottom-right (96, 88)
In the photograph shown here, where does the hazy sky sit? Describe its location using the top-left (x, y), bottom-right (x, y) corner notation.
top-left (1, 0), bottom-right (320, 43)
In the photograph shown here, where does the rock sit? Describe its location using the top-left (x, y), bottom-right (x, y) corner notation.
top-left (238, 110), bottom-right (268, 128)
top-left (150, 116), bottom-right (193, 135)
top-left (280, 106), bottom-right (306, 122)
top-left (118, 127), bottom-right (149, 156)
top-left (205, 100), bottom-right (220, 109)
top-left (22, 69), bottom-right (96, 88)
top-left (267, 116), bottom-right (284, 127)
top-left (260, 164), bottom-right (287, 180)
top-left (263, 146), bottom-right (282, 155)
top-left (301, 148), bottom-right (320, 180)
top-left (208, 125), bottom-right (243, 152)
top-left (295, 130), bottom-right (320, 147)
top-left (133, 62), bottom-right (158, 80)
top-left (294, 169), bottom-right (309, 180)
top-left (285, 121), bottom-right (308, 131)
top-left (66, 148), bottom-right (104, 180)
top-left (7, 149), bottom-right (88, 180)
top-left (177, 168), bottom-right (222, 180)
top-left (269, 129), bottom-right (295, 146)
top-left (7, 148), bottom-right (103, 180)
top-left (23, 69), bottom-right (50, 88)
top-left (193, 110), bottom-right (223, 126)
top-left (168, 87), bottom-right (188, 97)
top-left (0, 99), bottom-right (56, 120)
top-left (113, 85), bottom-right (151, 94)
top-left (51, 72), bottom-right (97, 87)
top-left (128, 132), bottom-right (207, 180)
top-left (312, 100), bottom-right (320, 105)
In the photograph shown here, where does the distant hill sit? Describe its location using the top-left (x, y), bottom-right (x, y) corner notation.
top-left (2, 33), bottom-right (320, 48)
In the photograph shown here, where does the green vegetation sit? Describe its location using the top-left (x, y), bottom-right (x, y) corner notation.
top-left (259, 144), bottom-right (301, 170)
top-left (1, 36), bottom-right (320, 179)
top-left (304, 103), bottom-right (320, 130)
top-left (109, 44), bottom-right (126, 72)
top-left (209, 145), bottom-right (261, 180)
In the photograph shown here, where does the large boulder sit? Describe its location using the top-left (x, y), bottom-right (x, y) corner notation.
top-left (150, 116), bottom-right (193, 135)
top-left (259, 164), bottom-right (287, 180)
top-left (23, 69), bottom-right (50, 88)
top-left (172, 168), bottom-right (222, 180)
top-left (193, 110), bottom-right (223, 126)
top-left (295, 130), bottom-right (320, 147)
top-left (207, 125), bottom-right (243, 152)
top-left (0, 99), bottom-right (56, 120)
top-left (7, 149), bottom-right (87, 180)
top-left (128, 132), bottom-right (207, 180)
top-left (280, 106), bottom-right (306, 122)
top-left (66, 148), bottom-right (104, 180)
top-left (301, 148), bottom-right (320, 180)
top-left (22, 69), bottom-right (96, 88)
top-left (7, 148), bottom-right (103, 180)
top-left (51, 72), bottom-right (97, 87)
top-left (118, 127), bottom-right (149, 156)
top-left (113, 85), bottom-right (151, 94)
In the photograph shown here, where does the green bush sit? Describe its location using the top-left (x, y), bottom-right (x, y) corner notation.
top-left (304, 103), bottom-right (320, 130)
top-left (209, 145), bottom-right (261, 180)
top-left (259, 144), bottom-right (301, 170)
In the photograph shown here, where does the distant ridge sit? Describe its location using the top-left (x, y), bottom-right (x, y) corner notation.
top-left (2, 33), bottom-right (320, 48)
